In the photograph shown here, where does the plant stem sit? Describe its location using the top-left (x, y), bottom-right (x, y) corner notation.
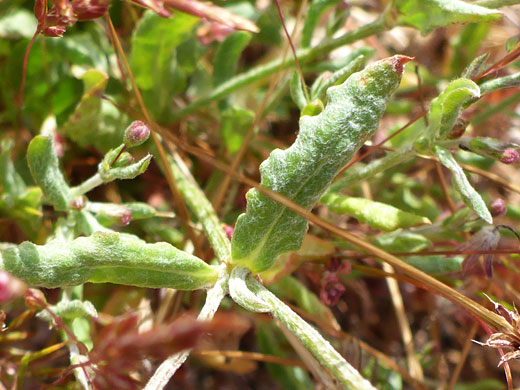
top-left (472, 91), bottom-right (520, 124)
top-left (165, 152), bottom-right (232, 262)
top-left (327, 147), bottom-right (415, 193)
top-left (69, 173), bottom-right (103, 198)
top-left (475, 0), bottom-right (520, 7)
top-left (144, 267), bottom-right (229, 390)
top-left (234, 268), bottom-right (376, 390)
top-left (171, 16), bottom-right (387, 121)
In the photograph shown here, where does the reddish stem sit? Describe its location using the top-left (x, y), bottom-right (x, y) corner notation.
top-left (17, 30), bottom-right (40, 108)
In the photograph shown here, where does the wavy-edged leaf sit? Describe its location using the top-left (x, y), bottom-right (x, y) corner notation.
top-left (393, 0), bottom-right (501, 35)
top-left (27, 135), bottom-right (70, 211)
top-left (434, 145), bottom-right (492, 223)
top-left (0, 232), bottom-right (219, 290)
top-left (231, 56), bottom-right (410, 272)
top-left (323, 193), bottom-right (431, 232)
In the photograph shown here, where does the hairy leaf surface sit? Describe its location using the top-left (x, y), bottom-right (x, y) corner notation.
top-left (393, 0), bottom-right (501, 35)
top-left (231, 56), bottom-right (409, 272)
top-left (1, 232), bottom-right (219, 290)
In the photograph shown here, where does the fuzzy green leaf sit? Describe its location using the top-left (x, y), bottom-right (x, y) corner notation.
top-left (27, 136), bottom-right (71, 211)
top-left (323, 193), bottom-right (431, 232)
top-left (231, 56), bottom-right (409, 272)
top-left (0, 232), bottom-right (219, 290)
top-left (393, 0), bottom-right (501, 35)
top-left (434, 145), bottom-right (492, 223)
top-left (428, 78), bottom-right (480, 141)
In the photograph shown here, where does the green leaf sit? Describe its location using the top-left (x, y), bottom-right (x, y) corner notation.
top-left (1, 232), bottom-right (219, 290)
top-left (404, 255), bottom-right (463, 274)
top-left (231, 56), bottom-right (409, 272)
top-left (393, 0), bottom-right (501, 35)
top-left (0, 139), bottom-right (26, 196)
top-left (61, 69), bottom-right (111, 150)
top-left (220, 105), bottom-right (255, 155)
top-left (301, 0), bottom-right (343, 47)
top-left (323, 193), bottom-right (431, 232)
top-left (130, 11), bottom-right (199, 118)
top-left (213, 31), bottom-right (252, 86)
top-left (424, 78), bottom-right (480, 143)
top-left (434, 145), bottom-right (492, 223)
top-left (290, 71), bottom-right (307, 110)
top-left (373, 230), bottom-right (432, 253)
top-left (98, 153), bottom-right (153, 182)
top-left (27, 136), bottom-right (71, 211)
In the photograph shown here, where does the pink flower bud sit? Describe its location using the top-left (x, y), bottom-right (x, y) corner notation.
top-left (223, 225), bottom-right (234, 240)
top-left (500, 148), bottom-right (519, 164)
top-left (124, 121), bottom-right (150, 147)
top-left (490, 198), bottom-right (506, 217)
top-left (0, 271), bottom-right (26, 303)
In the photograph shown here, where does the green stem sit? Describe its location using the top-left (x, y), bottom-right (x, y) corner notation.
top-left (479, 72), bottom-right (520, 95)
top-left (69, 174), bottom-right (103, 198)
top-left (230, 267), bottom-right (376, 390)
top-left (171, 17), bottom-right (387, 121)
top-left (475, 0), bottom-right (520, 7)
top-left (166, 153), bottom-right (232, 262)
top-left (144, 267), bottom-right (229, 390)
top-left (327, 147), bottom-right (415, 193)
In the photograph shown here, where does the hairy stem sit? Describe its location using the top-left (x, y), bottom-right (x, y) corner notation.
top-left (230, 267), bottom-right (376, 390)
top-left (69, 173), bottom-right (103, 198)
top-left (475, 0), bottom-right (520, 7)
top-left (144, 267), bottom-right (229, 390)
top-left (165, 152), bottom-right (232, 262)
top-left (171, 16), bottom-right (387, 121)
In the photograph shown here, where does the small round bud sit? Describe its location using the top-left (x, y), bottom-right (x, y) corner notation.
top-left (25, 288), bottom-right (47, 309)
top-left (124, 121), bottom-right (150, 148)
top-left (301, 99), bottom-right (324, 117)
top-left (500, 148), bottom-right (519, 164)
top-left (70, 196), bottom-right (87, 210)
top-left (490, 198), bottom-right (507, 217)
top-left (448, 118), bottom-right (467, 139)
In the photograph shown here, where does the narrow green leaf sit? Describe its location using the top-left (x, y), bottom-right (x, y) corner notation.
top-left (290, 71), bottom-right (307, 110)
top-left (220, 105), bottom-right (255, 154)
top-left (269, 276), bottom-right (340, 331)
top-left (373, 230), bottom-right (432, 253)
top-left (323, 193), bottom-right (431, 232)
top-left (301, 0), bottom-right (343, 48)
top-left (393, 0), bottom-right (501, 35)
top-left (434, 145), bottom-right (492, 223)
top-left (27, 136), bottom-right (71, 211)
top-left (404, 255), bottom-right (463, 274)
top-left (0, 139), bottom-right (26, 196)
top-left (213, 31), bottom-right (252, 86)
top-left (231, 56), bottom-right (410, 272)
top-left (0, 232), bottom-right (219, 290)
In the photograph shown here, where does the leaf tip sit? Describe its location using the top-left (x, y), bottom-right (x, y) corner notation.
top-left (387, 55), bottom-right (414, 74)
